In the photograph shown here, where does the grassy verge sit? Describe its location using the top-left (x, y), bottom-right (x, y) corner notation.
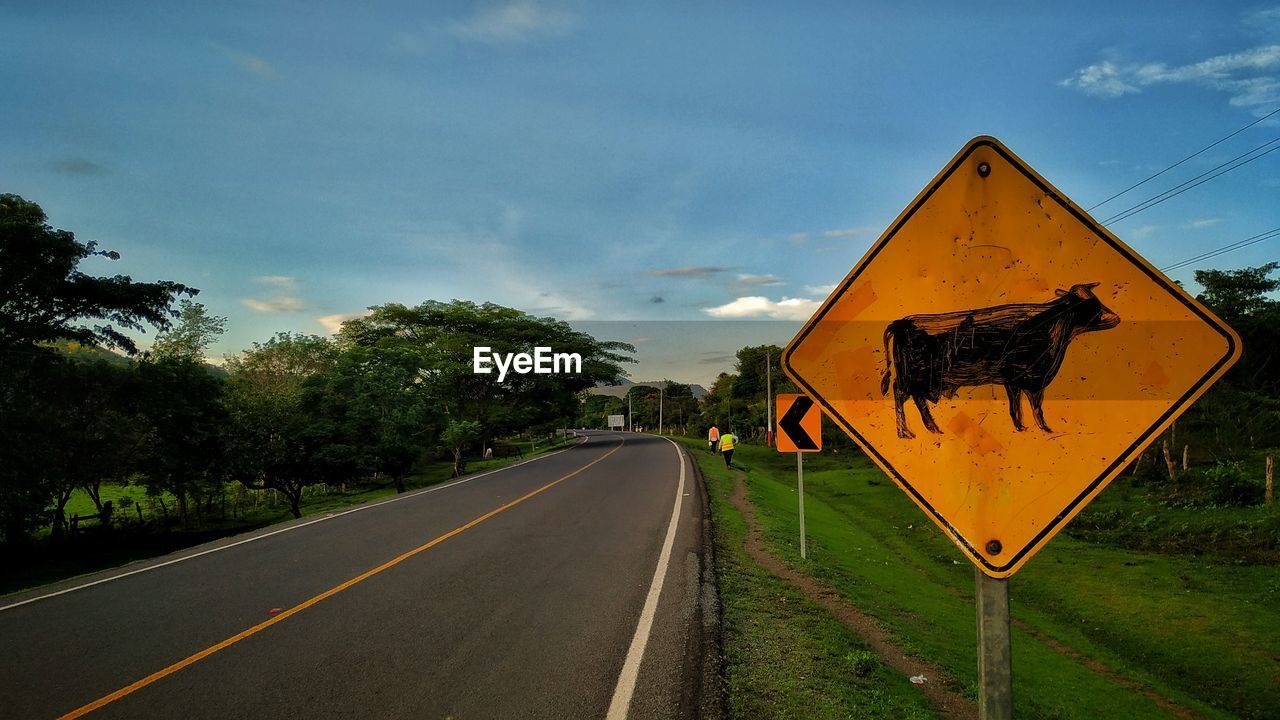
top-left (1, 436), bottom-right (578, 597)
top-left (689, 438), bottom-right (937, 719)
top-left (677, 437), bottom-right (1280, 720)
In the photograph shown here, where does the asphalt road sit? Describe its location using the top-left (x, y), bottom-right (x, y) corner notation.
top-left (0, 432), bottom-right (718, 720)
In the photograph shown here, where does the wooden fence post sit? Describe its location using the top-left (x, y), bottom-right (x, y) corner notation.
top-left (1162, 440), bottom-right (1178, 487)
top-left (1266, 455), bottom-right (1274, 507)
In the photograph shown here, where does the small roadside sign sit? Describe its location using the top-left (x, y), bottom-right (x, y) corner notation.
top-left (776, 394), bottom-right (822, 453)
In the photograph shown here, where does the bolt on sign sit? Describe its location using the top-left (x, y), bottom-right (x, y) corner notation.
top-left (782, 136), bottom-right (1241, 578)
top-left (776, 394), bottom-right (822, 453)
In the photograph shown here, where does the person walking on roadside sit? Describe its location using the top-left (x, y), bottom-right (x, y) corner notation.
top-left (719, 430), bottom-right (737, 469)
top-left (707, 424), bottom-right (720, 453)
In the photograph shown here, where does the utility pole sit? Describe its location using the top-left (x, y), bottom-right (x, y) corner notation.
top-left (766, 350), bottom-right (773, 446)
top-left (659, 384), bottom-right (664, 435)
top-left (628, 392), bottom-right (632, 432)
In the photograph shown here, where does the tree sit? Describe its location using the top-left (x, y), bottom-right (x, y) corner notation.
top-left (1195, 263), bottom-right (1279, 321)
top-left (134, 357), bottom-right (227, 529)
top-left (223, 333), bottom-right (340, 518)
top-left (341, 300), bottom-right (633, 443)
top-left (149, 300), bottom-right (227, 362)
top-left (441, 420), bottom-right (482, 478)
top-left (0, 194), bottom-right (194, 542)
top-left (0, 194), bottom-right (194, 355)
top-left (659, 380), bottom-right (700, 434)
top-left (1184, 263), bottom-right (1280, 454)
top-left (304, 344), bottom-right (438, 493)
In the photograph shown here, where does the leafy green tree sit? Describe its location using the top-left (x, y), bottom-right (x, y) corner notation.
top-left (658, 380), bottom-right (700, 434)
top-left (222, 333), bottom-right (340, 518)
top-left (0, 194), bottom-right (194, 355)
top-left (342, 300), bottom-right (633, 443)
top-left (305, 344), bottom-right (438, 493)
top-left (149, 300), bottom-right (227, 362)
top-left (134, 357), bottom-right (227, 528)
top-left (0, 194), bottom-right (194, 542)
top-left (1195, 263), bottom-right (1279, 321)
top-left (700, 372), bottom-right (738, 432)
top-left (1183, 263), bottom-right (1280, 454)
top-left (441, 420), bottom-right (483, 478)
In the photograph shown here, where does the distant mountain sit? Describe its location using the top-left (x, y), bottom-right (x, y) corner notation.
top-left (46, 340), bottom-right (228, 377)
top-left (590, 380), bottom-right (707, 399)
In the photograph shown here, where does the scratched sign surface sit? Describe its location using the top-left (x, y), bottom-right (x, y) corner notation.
top-left (782, 136), bottom-right (1240, 577)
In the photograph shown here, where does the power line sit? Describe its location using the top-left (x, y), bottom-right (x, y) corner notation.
top-left (1160, 226), bottom-right (1280, 273)
top-left (1089, 106), bottom-right (1280, 212)
top-left (1102, 136), bottom-right (1280, 225)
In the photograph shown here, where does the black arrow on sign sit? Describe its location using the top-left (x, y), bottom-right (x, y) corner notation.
top-left (780, 396), bottom-right (818, 450)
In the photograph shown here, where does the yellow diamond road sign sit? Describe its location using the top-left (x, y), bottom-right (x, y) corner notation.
top-left (782, 136), bottom-right (1241, 578)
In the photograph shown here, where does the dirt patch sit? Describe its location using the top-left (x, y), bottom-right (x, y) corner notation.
top-left (727, 469), bottom-right (977, 720)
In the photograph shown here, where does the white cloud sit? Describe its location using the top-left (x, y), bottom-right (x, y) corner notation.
top-left (804, 284), bottom-right (837, 295)
top-left (210, 43), bottom-right (278, 78)
top-left (1062, 43), bottom-right (1280, 109)
top-left (822, 226), bottom-right (876, 238)
top-left (730, 273), bottom-right (784, 287)
top-left (1060, 60), bottom-right (1139, 98)
top-left (242, 275), bottom-right (306, 313)
top-left (703, 296), bottom-right (821, 320)
top-left (1127, 224), bottom-right (1160, 240)
top-left (788, 232), bottom-right (809, 243)
top-left (316, 311), bottom-right (371, 335)
top-left (1190, 217), bottom-right (1224, 228)
top-left (451, 1), bottom-right (577, 44)
top-left (242, 296), bottom-right (307, 313)
top-left (1246, 7), bottom-right (1280, 34)
top-left (647, 266), bottom-right (733, 278)
top-left (253, 275), bottom-right (298, 289)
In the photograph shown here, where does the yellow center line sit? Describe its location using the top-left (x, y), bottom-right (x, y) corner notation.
top-left (58, 438), bottom-right (626, 720)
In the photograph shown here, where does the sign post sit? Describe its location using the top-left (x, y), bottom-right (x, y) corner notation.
top-left (796, 452), bottom-right (806, 559)
top-left (782, 136), bottom-right (1241, 717)
top-left (776, 394), bottom-right (822, 560)
top-left (975, 570), bottom-right (1012, 720)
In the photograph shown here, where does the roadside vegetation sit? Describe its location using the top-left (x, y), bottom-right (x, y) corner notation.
top-left (0, 194), bottom-right (631, 595)
top-left (684, 440), bottom-right (1279, 719)
top-left (623, 262), bottom-right (1280, 718)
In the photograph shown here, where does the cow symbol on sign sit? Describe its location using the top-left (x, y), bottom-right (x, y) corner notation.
top-left (879, 283), bottom-right (1120, 439)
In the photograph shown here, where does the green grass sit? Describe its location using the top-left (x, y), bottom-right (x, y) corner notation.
top-left (691, 441), bottom-right (937, 719)
top-left (1068, 465), bottom-right (1279, 561)
top-left (678, 438), bottom-right (1280, 719)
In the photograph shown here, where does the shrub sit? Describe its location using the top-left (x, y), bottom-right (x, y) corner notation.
top-left (1203, 462), bottom-right (1264, 507)
top-left (843, 650), bottom-right (880, 678)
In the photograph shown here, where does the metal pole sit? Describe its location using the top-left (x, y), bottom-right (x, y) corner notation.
top-left (797, 452), bottom-right (806, 559)
top-left (659, 385), bottom-right (664, 435)
top-left (976, 569), bottom-right (1013, 720)
top-left (766, 351), bottom-right (773, 447)
top-left (628, 393), bottom-right (632, 432)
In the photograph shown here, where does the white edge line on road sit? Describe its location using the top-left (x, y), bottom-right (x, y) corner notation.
top-left (605, 437), bottom-right (686, 720)
top-left (0, 437), bottom-right (590, 613)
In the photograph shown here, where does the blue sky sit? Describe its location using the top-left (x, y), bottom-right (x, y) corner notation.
top-left (3, 2), bottom-right (1278, 383)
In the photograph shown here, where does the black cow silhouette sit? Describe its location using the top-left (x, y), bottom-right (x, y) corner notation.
top-left (879, 283), bottom-right (1120, 439)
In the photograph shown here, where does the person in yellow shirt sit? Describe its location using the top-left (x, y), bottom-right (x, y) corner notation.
top-left (719, 430), bottom-right (737, 468)
top-left (707, 425), bottom-right (720, 453)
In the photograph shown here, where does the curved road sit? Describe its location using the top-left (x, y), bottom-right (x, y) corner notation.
top-left (0, 432), bottom-right (717, 719)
